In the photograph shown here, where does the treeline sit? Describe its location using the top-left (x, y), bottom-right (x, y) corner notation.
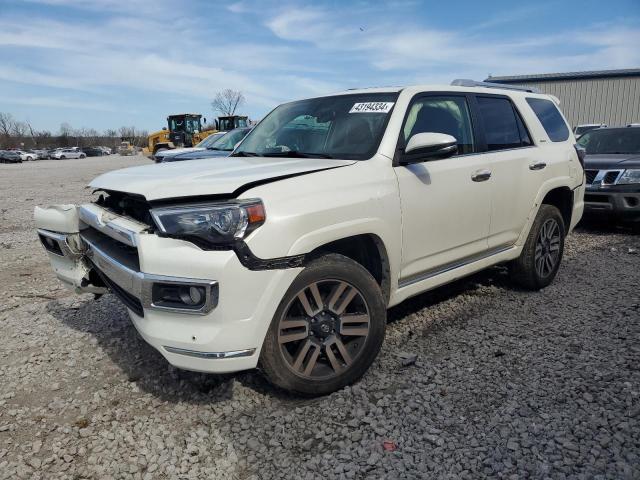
top-left (0, 112), bottom-right (149, 149)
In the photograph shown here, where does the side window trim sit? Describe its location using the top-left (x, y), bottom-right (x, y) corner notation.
top-left (393, 91), bottom-right (479, 166)
top-left (471, 93), bottom-right (536, 153)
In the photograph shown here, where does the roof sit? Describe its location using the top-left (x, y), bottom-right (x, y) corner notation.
top-left (486, 68), bottom-right (640, 83)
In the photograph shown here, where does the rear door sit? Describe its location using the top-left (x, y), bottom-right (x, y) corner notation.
top-left (472, 94), bottom-right (541, 248)
top-left (394, 93), bottom-right (492, 285)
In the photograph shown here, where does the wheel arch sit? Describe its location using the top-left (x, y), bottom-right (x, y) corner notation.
top-left (306, 234), bottom-right (391, 305)
top-left (540, 186), bottom-right (573, 230)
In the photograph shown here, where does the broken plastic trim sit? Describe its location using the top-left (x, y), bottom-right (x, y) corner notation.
top-left (233, 241), bottom-right (306, 271)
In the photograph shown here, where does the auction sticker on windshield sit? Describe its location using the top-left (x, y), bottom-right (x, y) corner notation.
top-left (349, 102), bottom-right (395, 113)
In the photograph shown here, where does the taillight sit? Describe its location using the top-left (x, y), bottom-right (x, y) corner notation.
top-left (574, 144), bottom-right (586, 169)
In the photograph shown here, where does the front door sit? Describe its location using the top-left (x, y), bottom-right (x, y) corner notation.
top-left (394, 93), bottom-right (492, 285)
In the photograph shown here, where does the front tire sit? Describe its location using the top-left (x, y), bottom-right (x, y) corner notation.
top-left (260, 254), bottom-right (386, 396)
top-left (79, 154), bottom-right (86, 158)
top-left (509, 204), bottom-right (565, 290)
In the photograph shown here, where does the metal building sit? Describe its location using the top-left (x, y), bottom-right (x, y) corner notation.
top-left (486, 68), bottom-right (640, 128)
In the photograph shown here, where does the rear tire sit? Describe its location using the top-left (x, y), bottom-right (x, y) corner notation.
top-left (79, 154), bottom-right (86, 158)
top-left (509, 204), bottom-right (565, 290)
top-left (260, 254), bottom-right (386, 396)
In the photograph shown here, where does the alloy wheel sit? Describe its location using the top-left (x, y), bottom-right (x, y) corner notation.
top-left (277, 280), bottom-right (370, 379)
top-left (535, 218), bottom-right (561, 278)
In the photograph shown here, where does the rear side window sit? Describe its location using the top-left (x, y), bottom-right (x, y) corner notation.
top-left (476, 97), bottom-right (531, 151)
top-left (526, 98), bottom-right (570, 142)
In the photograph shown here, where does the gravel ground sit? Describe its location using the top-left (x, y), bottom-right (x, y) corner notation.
top-left (1, 156), bottom-right (639, 479)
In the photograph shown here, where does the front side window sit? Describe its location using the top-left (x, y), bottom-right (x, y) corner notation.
top-left (234, 93), bottom-right (399, 160)
top-left (477, 96), bottom-right (530, 151)
top-left (526, 98), bottom-right (570, 142)
top-left (403, 96), bottom-right (475, 155)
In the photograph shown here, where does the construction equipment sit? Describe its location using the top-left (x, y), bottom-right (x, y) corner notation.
top-left (117, 141), bottom-right (135, 156)
top-left (143, 114), bottom-right (249, 157)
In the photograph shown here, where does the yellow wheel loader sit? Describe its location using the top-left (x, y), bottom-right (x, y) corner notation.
top-left (143, 114), bottom-right (249, 158)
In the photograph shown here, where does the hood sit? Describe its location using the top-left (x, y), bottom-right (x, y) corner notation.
top-left (156, 147), bottom-right (203, 159)
top-left (584, 154), bottom-right (640, 170)
top-left (166, 149), bottom-right (231, 161)
top-left (90, 156), bottom-right (356, 201)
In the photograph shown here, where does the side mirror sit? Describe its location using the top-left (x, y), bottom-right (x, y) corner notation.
top-left (401, 132), bottom-right (457, 165)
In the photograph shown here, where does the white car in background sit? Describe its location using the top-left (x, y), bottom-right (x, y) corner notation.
top-left (51, 148), bottom-right (86, 160)
top-left (16, 150), bottom-right (37, 161)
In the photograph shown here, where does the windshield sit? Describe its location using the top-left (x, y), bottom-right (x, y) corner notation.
top-left (211, 128), bottom-right (250, 151)
top-left (233, 93), bottom-right (399, 159)
top-left (577, 129), bottom-right (640, 154)
top-left (196, 132), bottom-right (225, 148)
top-left (575, 125), bottom-right (600, 136)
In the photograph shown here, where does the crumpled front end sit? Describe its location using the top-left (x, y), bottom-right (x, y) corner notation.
top-left (34, 204), bottom-right (106, 295)
top-left (33, 200), bottom-right (298, 374)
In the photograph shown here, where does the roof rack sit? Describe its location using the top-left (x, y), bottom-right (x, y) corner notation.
top-left (451, 79), bottom-right (540, 94)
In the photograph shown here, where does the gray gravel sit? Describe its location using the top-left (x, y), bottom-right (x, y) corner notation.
top-left (1, 157), bottom-right (639, 479)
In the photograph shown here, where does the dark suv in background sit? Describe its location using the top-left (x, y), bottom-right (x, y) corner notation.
top-left (578, 126), bottom-right (640, 225)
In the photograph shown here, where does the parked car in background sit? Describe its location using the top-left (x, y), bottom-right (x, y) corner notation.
top-left (0, 150), bottom-right (22, 163)
top-left (35, 80), bottom-right (584, 395)
top-left (81, 147), bottom-right (106, 157)
top-left (574, 123), bottom-right (606, 139)
top-left (16, 150), bottom-right (37, 161)
top-left (99, 146), bottom-right (113, 155)
top-left (32, 149), bottom-right (49, 159)
top-left (578, 126), bottom-right (640, 225)
top-left (154, 131), bottom-right (226, 163)
top-left (51, 148), bottom-right (86, 159)
top-left (162, 127), bottom-right (251, 162)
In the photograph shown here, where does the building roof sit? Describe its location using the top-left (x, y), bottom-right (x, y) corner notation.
top-left (486, 68), bottom-right (640, 83)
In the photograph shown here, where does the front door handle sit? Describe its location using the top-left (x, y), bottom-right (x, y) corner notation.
top-left (529, 162), bottom-right (547, 171)
top-left (471, 169), bottom-right (492, 182)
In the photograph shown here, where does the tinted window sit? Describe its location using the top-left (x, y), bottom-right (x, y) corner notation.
top-left (477, 97), bottom-right (528, 151)
top-left (526, 98), bottom-right (570, 142)
top-left (577, 128), bottom-right (640, 154)
top-left (403, 96), bottom-right (475, 155)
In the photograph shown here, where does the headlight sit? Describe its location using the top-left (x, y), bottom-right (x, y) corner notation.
top-left (617, 169), bottom-right (640, 185)
top-left (150, 199), bottom-right (266, 248)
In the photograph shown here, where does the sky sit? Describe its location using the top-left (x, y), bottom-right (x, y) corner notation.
top-left (0, 0), bottom-right (639, 133)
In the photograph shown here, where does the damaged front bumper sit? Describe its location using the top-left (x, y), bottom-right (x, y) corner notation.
top-left (34, 204), bottom-right (219, 316)
top-left (33, 202), bottom-right (299, 373)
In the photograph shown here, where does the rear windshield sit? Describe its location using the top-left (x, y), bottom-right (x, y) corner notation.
top-left (526, 98), bottom-right (570, 142)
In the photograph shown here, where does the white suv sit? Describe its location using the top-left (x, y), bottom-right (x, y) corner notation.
top-left (35, 80), bottom-right (585, 395)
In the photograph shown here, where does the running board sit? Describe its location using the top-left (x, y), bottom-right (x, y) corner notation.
top-left (398, 245), bottom-right (514, 289)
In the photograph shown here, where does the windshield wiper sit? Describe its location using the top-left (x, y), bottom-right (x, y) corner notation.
top-left (261, 151), bottom-right (335, 159)
top-left (231, 151), bottom-right (259, 157)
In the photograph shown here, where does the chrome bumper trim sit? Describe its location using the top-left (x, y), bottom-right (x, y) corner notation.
top-left (78, 205), bottom-right (139, 247)
top-left (81, 234), bottom-right (218, 315)
top-left (37, 228), bottom-right (84, 258)
top-left (163, 346), bottom-right (256, 359)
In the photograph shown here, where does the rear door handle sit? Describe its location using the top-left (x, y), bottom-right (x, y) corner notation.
top-left (471, 169), bottom-right (492, 182)
top-left (529, 162), bottom-right (547, 171)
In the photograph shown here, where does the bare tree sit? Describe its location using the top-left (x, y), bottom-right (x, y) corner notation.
top-left (0, 112), bottom-right (14, 138)
top-left (211, 89), bottom-right (245, 116)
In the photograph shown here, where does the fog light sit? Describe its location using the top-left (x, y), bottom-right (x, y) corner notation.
top-left (151, 282), bottom-right (210, 311)
top-left (179, 286), bottom-right (205, 306)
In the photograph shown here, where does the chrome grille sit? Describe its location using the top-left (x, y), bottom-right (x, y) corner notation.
top-left (585, 170), bottom-right (598, 184)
